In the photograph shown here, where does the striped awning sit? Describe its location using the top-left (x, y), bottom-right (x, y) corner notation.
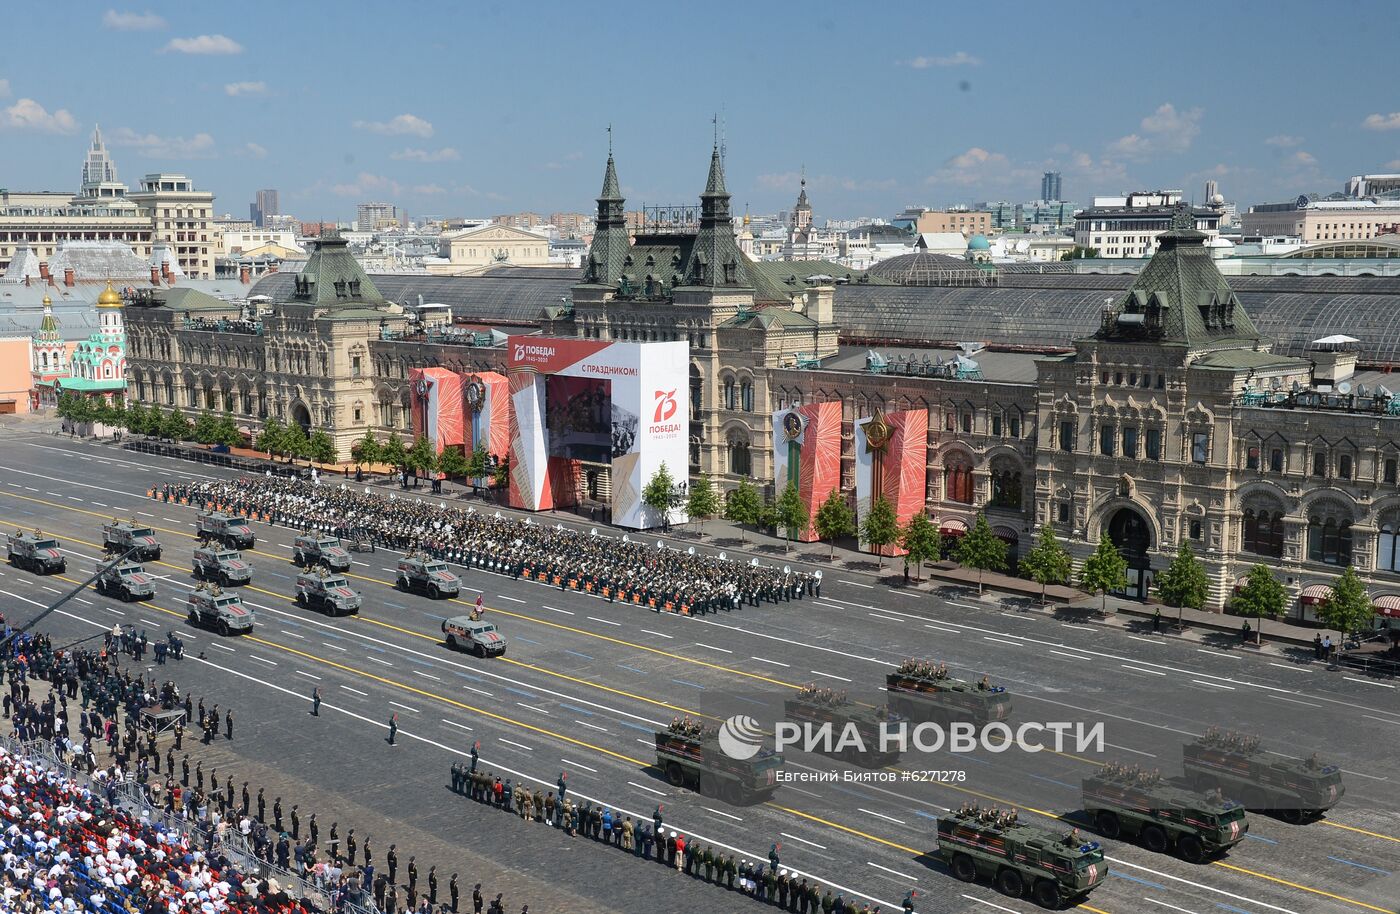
top-left (993, 526), bottom-right (1020, 543)
top-left (1374, 595), bottom-right (1400, 618)
top-left (1299, 584), bottom-right (1333, 606)
top-left (940, 518), bottom-right (969, 536)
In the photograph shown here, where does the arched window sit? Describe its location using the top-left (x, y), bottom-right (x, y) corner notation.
top-left (1242, 508), bottom-right (1285, 558)
top-left (989, 469), bottom-right (1022, 509)
top-left (944, 455), bottom-right (974, 504)
top-left (722, 378), bottom-right (735, 411)
top-left (739, 380), bottom-right (753, 412)
top-left (1307, 509), bottom-right (1353, 566)
top-left (689, 365), bottom-right (702, 414)
top-left (729, 438), bottom-right (751, 476)
top-left (1379, 520), bottom-right (1400, 573)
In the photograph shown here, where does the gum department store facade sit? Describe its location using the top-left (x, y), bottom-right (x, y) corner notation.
top-left (123, 150), bottom-right (1400, 620)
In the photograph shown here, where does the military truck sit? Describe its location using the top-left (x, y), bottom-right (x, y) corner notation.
top-left (936, 806), bottom-right (1107, 908)
top-left (885, 659), bottom-right (1012, 725)
top-left (1182, 729), bottom-right (1344, 823)
top-left (94, 561), bottom-right (156, 602)
top-left (782, 685), bottom-right (904, 767)
top-left (1082, 764), bottom-right (1248, 862)
top-left (192, 542), bottom-right (252, 586)
top-left (395, 552), bottom-right (461, 599)
top-left (653, 718), bottom-right (784, 806)
top-left (442, 614), bottom-right (507, 657)
top-left (6, 530), bottom-right (67, 575)
top-left (185, 583), bottom-right (255, 636)
top-left (102, 519), bottom-right (162, 561)
top-left (195, 511), bottom-right (256, 549)
top-left (295, 568), bottom-right (362, 616)
top-left (291, 532), bottom-right (351, 572)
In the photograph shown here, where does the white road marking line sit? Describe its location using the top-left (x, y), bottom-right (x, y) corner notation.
top-left (587, 616), bottom-right (621, 626)
top-left (628, 781), bottom-right (665, 797)
top-left (1196, 649), bottom-right (1242, 660)
top-left (752, 656), bottom-right (790, 667)
top-left (1268, 662), bottom-right (1314, 673)
top-left (868, 613), bottom-right (903, 623)
top-left (893, 590), bottom-right (918, 598)
top-left (461, 586), bottom-right (483, 592)
top-left (1191, 679), bottom-right (1234, 690)
top-left (573, 719), bottom-right (608, 733)
top-left (380, 567), bottom-right (398, 574)
top-left (367, 656), bottom-right (393, 666)
top-left (340, 685), bottom-right (367, 696)
top-left (1144, 898), bottom-right (1204, 914)
top-left (75, 597), bottom-right (93, 605)
top-left (250, 654), bottom-right (276, 665)
top-left (321, 642), bottom-right (347, 651)
top-left (858, 808), bottom-right (905, 825)
top-left (705, 807), bottom-right (744, 822)
top-left (640, 629), bottom-right (672, 639)
top-left (839, 579), bottom-right (875, 588)
top-left (515, 702), bottom-right (549, 715)
top-left (694, 642), bottom-right (733, 653)
top-left (42, 586), bottom-right (62, 594)
top-left (209, 642), bottom-right (235, 652)
top-left (1269, 694), bottom-right (1321, 708)
top-left (1128, 635), bottom-right (1159, 644)
top-left (560, 758), bottom-right (597, 773)
top-left (389, 701), bottom-right (420, 713)
top-left (1345, 677), bottom-right (1396, 689)
top-left (949, 602), bottom-right (981, 611)
top-left (103, 605), bottom-right (126, 614)
top-left (924, 624), bottom-right (960, 635)
top-left (352, 560), bottom-right (370, 567)
top-left (442, 719), bottom-right (474, 732)
top-left (1121, 664), bottom-right (1166, 676)
top-left (1105, 741), bottom-right (1156, 758)
top-left (1048, 650), bottom-right (1093, 662)
top-left (414, 670), bottom-right (442, 681)
top-left (1363, 714), bottom-right (1400, 726)
top-left (294, 671), bottom-right (322, 681)
top-left (867, 861), bottom-right (917, 881)
top-left (496, 595), bottom-right (526, 603)
top-left (961, 896), bottom-right (1019, 914)
top-left (92, 502), bottom-right (107, 508)
top-left (542, 605), bottom-right (574, 615)
top-left (280, 630), bottom-right (305, 639)
top-left (499, 738), bottom-right (533, 752)
top-left (780, 832), bottom-right (826, 850)
top-left (810, 670), bottom-right (851, 682)
top-left (983, 636), bottom-right (1022, 647)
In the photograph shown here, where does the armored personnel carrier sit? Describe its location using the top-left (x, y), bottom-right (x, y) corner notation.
top-left (1183, 728), bottom-right (1344, 823)
top-left (6, 530), bottom-right (66, 575)
top-left (653, 717), bottom-right (784, 806)
top-left (885, 659), bottom-right (1012, 725)
top-left (442, 614), bottom-right (507, 657)
top-left (936, 805), bottom-right (1107, 908)
top-left (186, 583), bottom-right (255, 636)
top-left (396, 552), bottom-right (461, 599)
top-left (782, 685), bottom-right (905, 767)
top-left (94, 561), bottom-right (155, 602)
top-left (295, 567), bottom-right (362, 616)
top-left (192, 541), bottom-right (252, 586)
top-left (291, 532), bottom-right (351, 572)
top-left (102, 519), bottom-right (162, 560)
top-left (195, 511), bottom-right (256, 549)
top-left (1082, 763), bottom-right (1248, 862)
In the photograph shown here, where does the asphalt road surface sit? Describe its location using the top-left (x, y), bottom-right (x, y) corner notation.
top-left (2, 430), bottom-right (1398, 914)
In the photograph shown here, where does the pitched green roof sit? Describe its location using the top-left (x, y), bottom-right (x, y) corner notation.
top-left (720, 305), bottom-right (818, 331)
top-left (157, 286), bottom-right (238, 312)
top-left (747, 260), bottom-right (881, 303)
top-left (289, 233), bottom-right (385, 309)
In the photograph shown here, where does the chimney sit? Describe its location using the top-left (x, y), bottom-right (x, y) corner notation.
top-left (161, 261), bottom-right (172, 280)
top-left (24, 275), bottom-right (30, 287)
top-left (267, 263), bottom-right (279, 274)
top-left (239, 265), bottom-right (251, 284)
top-left (63, 267), bottom-right (75, 287)
top-left (151, 266), bottom-right (161, 286)
top-left (38, 261), bottom-right (50, 280)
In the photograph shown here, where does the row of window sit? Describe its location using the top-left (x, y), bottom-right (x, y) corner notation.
top-left (1244, 445), bottom-right (1399, 483)
top-left (1060, 421), bottom-right (1192, 461)
top-left (1100, 369), bottom-right (1166, 389)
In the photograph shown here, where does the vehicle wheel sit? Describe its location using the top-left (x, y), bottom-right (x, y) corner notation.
top-left (292, 552), bottom-right (304, 566)
top-left (995, 868), bottom-right (1024, 898)
top-left (474, 643), bottom-right (485, 658)
top-left (699, 774), bottom-right (716, 797)
top-left (1141, 825), bottom-right (1169, 854)
top-left (120, 589), bottom-right (132, 602)
top-left (1031, 879), bottom-right (1061, 909)
top-left (1279, 807), bottom-right (1306, 825)
top-left (665, 762), bottom-right (685, 787)
top-left (295, 592), bottom-right (306, 606)
top-left (1095, 810), bottom-right (1121, 839)
top-left (721, 780), bottom-right (745, 805)
top-left (217, 621), bottom-right (230, 637)
top-left (397, 577), bottom-right (408, 591)
top-left (219, 572), bottom-right (230, 587)
top-left (188, 610), bottom-right (198, 624)
top-left (950, 853), bottom-right (977, 883)
top-left (445, 634), bottom-right (457, 650)
top-left (1177, 834), bottom-right (1206, 863)
top-left (429, 585), bottom-right (440, 599)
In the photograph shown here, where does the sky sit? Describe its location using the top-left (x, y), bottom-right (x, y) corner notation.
top-left (2, 0), bottom-right (1398, 224)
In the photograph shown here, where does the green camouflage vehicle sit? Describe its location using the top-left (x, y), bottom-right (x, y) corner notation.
top-left (1183, 729), bottom-right (1344, 823)
top-left (1082, 764), bottom-right (1247, 862)
top-left (884, 659), bottom-right (1011, 725)
top-left (936, 806), bottom-right (1107, 909)
top-left (654, 718), bottom-right (783, 805)
top-left (782, 685), bottom-right (904, 767)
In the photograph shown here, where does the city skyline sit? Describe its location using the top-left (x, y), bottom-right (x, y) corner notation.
top-left (2, 1), bottom-right (1398, 221)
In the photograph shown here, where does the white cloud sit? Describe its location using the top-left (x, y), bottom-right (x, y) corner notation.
top-left (907, 51), bottom-right (980, 68)
top-left (224, 81), bottom-right (266, 97)
top-left (1363, 112), bottom-right (1400, 131)
top-left (240, 142), bottom-right (267, 159)
top-left (331, 172), bottom-right (403, 198)
top-left (164, 34), bottom-right (243, 55)
top-left (410, 184), bottom-right (447, 195)
top-left (1264, 134), bottom-right (1303, 148)
top-left (1291, 150), bottom-right (1317, 166)
top-left (108, 126), bottom-right (216, 158)
top-left (926, 147), bottom-right (1014, 187)
top-left (390, 146), bottom-right (459, 162)
top-left (353, 113), bottom-right (433, 138)
top-left (1109, 102), bottom-right (1203, 159)
top-left (1, 98), bottom-right (78, 134)
top-left (0, 79), bottom-right (10, 99)
top-left (1385, 159), bottom-right (1400, 171)
top-left (103, 9), bottom-right (166, 30)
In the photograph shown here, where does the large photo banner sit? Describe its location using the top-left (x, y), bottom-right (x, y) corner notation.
top-left (409, 367), bottom-right (465, 455)
top-left (771, 401), bottom-right (841, 542)
top-left (465, 371), bottom-right (510, 461)
top-left (507, 336), bottom-right (689, 529)
top-left (853, 408), bottom-right (929, 556)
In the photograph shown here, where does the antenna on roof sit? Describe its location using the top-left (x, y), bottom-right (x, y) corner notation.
top-left (607, 123), bottom-right (613, 155)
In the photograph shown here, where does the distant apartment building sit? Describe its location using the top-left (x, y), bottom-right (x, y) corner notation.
top-left (251, 188), bottom-right (279, 227)
top-left (548, 211), bottom-right (595, 238)
top-left (356, 202), bottom-right (397, 232)
top-left (1346, 174), bottom-right (1400, 198)
top-left (1074, 191), bottom-right (1220, 258)
top-left (128, 173), bottom-right (216, 279)
top-left (0, 191), bottom-right (153, 273)
top-left (1242, 196), bottom-right (1400, 243)
top-left (493, 211), bottom-right (545, 231)
top-left (916, 209), bottom-right (992, 238)
top-left (1041, 171), bottom-right (1062, 203)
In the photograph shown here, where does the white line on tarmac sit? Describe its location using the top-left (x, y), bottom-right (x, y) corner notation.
top-left (321, 642), bottom-right (347, 651)
top-left (639, 629), bottom-right (672, 639)
top-left (857, 808), bottom-right (905, 825)
top-left (838, 580), bottom-right (874, 589)
top-left (496, 595), bottom-right (526, 604)
top-left (442, 719), bottom-right (473, 732)
top-left (1104, 742), bottom-right (1157, 758)
top-left (961, 897), bottom-right (1019, 914)
top-left (1269, 694), bottom-right (1321, 708)
top-left (573, 720), bottom-right (607, 733)
top-left (340, 685), bottom-right (367, 696)
top-left (587, 616), bottom-right (621, 626)
top-left (694, 642), bottom-right (732, 653)
top-left (982, 636), bottom-right (1021, 647)
top-left (924, 624), bottom-right (960, 635)
top-left (1191, 679), bottom-right (1234, 690)
top-left (1346, 677), bottom-right (1396, 689)
top-left (515, 702), bottom-right (548, 715)
top-left (704, 807), bottom-right (743, 822)
top-left (498, 738), bottom-right (533, 752)
top-left (542, 605), bottom-right (574, 615)
top-left (560, 758), bottom-right (597, 773)
top-left (780, 832), bottom-right (825, 850)
top-left (250, 655), bottom-right (277, 665)
top-left (366, 656), bottom-right (393, 666)
top-left (628, 781), bottom-right (665, 797)
top-left (209, 643), bottom-right (236, 653)
top-left (751, 656), bottom-right (790, 667)
top-left (867, 861), bottom-right (917, 881)
top-left (810, 670), bottom-right (851, 682)
top-left (295, 671), bottom-right (322, 681)
top-left (1121, 664), bottom-right (1166, 676)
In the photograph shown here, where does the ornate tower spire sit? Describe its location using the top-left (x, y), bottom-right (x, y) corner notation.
top-left (583, 143), bottom-right (630, 287)
top-left (685, 144), bottom-right (750, 289)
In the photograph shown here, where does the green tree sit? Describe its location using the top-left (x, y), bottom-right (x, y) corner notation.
top-left (1316, 566), bottom-right (1376, 651)
top-left (1231, 562), bottom-right (1288, 646)
top-left (161, 407), bottom-right (191, 442)
top-left (437, 445), bottom-right (470, 479)
top-left (1156, 541), bottom-right (1211, 628)
top-left (1061, 245), bottom-right (1100, 261)
top-left (491, 454), bottom-right (510, 491)
top-left (861, 496), bottom-right (898, 568)
top-left (307, 430), bottom-right (337, 466)
top-left (641, 462), bottom-right (676, 528)
top-left (215, 412), bottom-right (243, 448)
top-left (123, 402), bottom-right (147, 436)
top-left (813, 488), bottom-right (856, 559)
top-left (757, 498), bottom-right (781, 535)
top-left (465, 445), bottom-right (490, 482)
top-left (406, 435), bottom-right (438, 478)
top-left (685, 474), bottom-right (721, 534)
top-left (1081, 533), bottom-right (1129, 613)
top-left (192, 412), bottom-right (220, 445)
top-left (350, 429), bottom-right (382, 469)
top-left (255, 418), bottom-right (286, 457)
top-left (380, 431), bottom-right (408, 472)
top-left (899, 512), bottom-right (942, 580)
top-left (774, 480), bottom-right (810, 550)
top-left (723, 479), bottom-right (763, 542)
top-left (282, 423), bottom-right (310, 462)
top-left (954, 513), bottom-right (1008, 595)
top-left (1020, 524), bottom-right (1072, 606)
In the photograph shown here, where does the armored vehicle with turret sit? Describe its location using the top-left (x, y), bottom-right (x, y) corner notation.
top-left (295, 567), bottom-right (362, 616)
top-left (936, 805), bottom-right (1107, 908)
top-left (102, 519), bottom-right (162, 560)
top-left (654, 717), bottom-right (784, 806)
top-left (396, 552), bottom-right (461, 599)
top-left (196, 511), bottom-right (256, 549)
top-left (7, 530), bottom-right (66, 575)
top-left (185, 583), bottom-right (255, 636)
top-left (291, 532), bottom-right (351, 572)
top-left (885, 659), bottom-right (1012, 725)
top-left (192, 542), bottom-right (252, 586)
top-left (94, 560), bottom-right (155, 602)
top-left (442, 614), bottom-right (507, 657)
top-left (782, 685), bottom-right (905, 767)
top-left (1082, 764), bottom-right (1248, 862)
top-left (1182, 728), bottom-right (1344, 823)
